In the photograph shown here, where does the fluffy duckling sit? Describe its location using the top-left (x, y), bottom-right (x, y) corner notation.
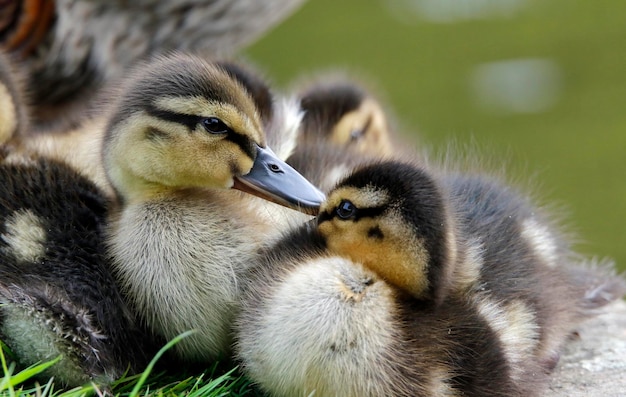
top-left (12, 58), bottom-right (303, 198)
top-left (285, 74), bottom-right (409, 192)
top-left (1, 0), bottom-right (306, 126)
top-left (103, 53), bottom-right (324, 363)
top-left (236, 160), bottom-right (624, 397)
top-left (294, 74), bottom-right (397, 157)
top-left (0, 50), bottom-right (149, 387)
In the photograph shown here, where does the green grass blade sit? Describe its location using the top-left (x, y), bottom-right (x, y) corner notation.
top-left (188, 368), bottom-right (236, 397)
top-left (0, 340), bottom-right (17, 363)
top-left (0, 342), bottom-right (15, 394)
top-left (4, 356), bottom-right (62, 389)
top-left (128, 329), bottom-right (196, 397)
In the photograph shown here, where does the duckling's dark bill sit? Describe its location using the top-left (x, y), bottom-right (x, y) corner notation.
top-left (233, 146), bottom-right (325, 215)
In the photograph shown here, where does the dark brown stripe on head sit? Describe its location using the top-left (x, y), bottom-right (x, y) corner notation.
top-left (145, 106), bottom-right (202, 131)
top-left (318, 204), bottom-right (387, 224)
top-left (216, 61), bottom-right (273, 124)
top-left (300, 83), bottom-right (365, 137)
top-left (224, 130), bottom-right (256, 161)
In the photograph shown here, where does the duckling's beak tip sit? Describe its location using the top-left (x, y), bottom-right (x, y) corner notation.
top-left (233, 145), bottom-right (325, 215)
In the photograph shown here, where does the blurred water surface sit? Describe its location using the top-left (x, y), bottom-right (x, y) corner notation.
top-left (246, 0), bottom-right (626, 271)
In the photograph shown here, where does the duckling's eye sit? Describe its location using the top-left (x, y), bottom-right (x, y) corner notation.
top-left (349, 129), bottom-right (364, 142)
top-left (336, 200), bottom-right (357, 220)
top-left (202, 117), bottom-right (230, 134)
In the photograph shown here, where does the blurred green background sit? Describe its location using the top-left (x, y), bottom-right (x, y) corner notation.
top-left (245, 0), bottom-right (626, 272)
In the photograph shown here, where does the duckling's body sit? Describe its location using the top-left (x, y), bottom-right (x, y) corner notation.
top-left (0, 151), bottom-right (149, 387)
top-left (104, 53), bottom-right (323, 362)
top-left (237, 160), bottom-right (624, 397)
top-left (238, 237), bottom-right (533, 396)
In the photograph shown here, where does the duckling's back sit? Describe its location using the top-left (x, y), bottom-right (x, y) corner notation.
top-left (443, 171), bottom-right (625, 374)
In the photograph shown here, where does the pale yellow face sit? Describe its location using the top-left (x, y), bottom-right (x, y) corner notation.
top-left (330, 99), bottom-right (393, 156)
top-left (318, 185), bottom-right (431, 298)
top-left (106, 95), bottom-right (264, 201)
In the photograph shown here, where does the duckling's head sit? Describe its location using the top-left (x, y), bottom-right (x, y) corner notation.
top-left (103, 53), bottom-right (324, 212)
top-left (317, 161), bottom-right (456, 303)
top-left (298, 77), bottom-right (393, 156)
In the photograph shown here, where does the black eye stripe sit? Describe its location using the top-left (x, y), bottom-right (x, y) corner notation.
top-left (351, 205), bottom-right (386, 220)
top-left (146, 107), bottom-right (202, 130)
top-left (146, 106), bottom-right (257, 161)
top-left (224, 131), bottom-right (256, 160)
top-left (318, 204), bottom-right (387, 223)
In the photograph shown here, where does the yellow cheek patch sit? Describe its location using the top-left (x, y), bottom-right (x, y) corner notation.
top-left (346, 241), bottom-right (429, 299)
top-left (108, 112), bottom-right (254, 196)
top-left (321, 211), bottom-right (431, 299)
top-left (355, 99), bottom-right (393, 156)
top-left (331, 106), bottom-right (369, 145)
top-left (331, 99), bottom-right (393, 156)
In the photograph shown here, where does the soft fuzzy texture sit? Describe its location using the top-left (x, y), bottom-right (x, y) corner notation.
top-left (0, 152), bottom-right (150, 387)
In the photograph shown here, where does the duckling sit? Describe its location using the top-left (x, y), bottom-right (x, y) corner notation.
top-left (236, 160), bottom-right (624, 397)
top-left (0, 51), bottom-right (150, 387)
top-left (103, 53), bottom-right (325, 363)
top-left (320, 161), bottom-right (625, 363)
top-left (285, 74), bottom-right (412, 192)
top-left (293, 73), bottom-right (398, 157)
top-left (1, 0), bottom-right (306, 127)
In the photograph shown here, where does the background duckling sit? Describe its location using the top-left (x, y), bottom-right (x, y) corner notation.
top-left (0, 0), bottom-right (306, 128)
top-left (236, 160), bottom-right (624, 397)
top-left (0, 153), bottom-right (149, 387)
top-left (292, 72), bottom-right (400, 157)
top-left (285, 73), bottom-right (414, 192)
top-left (103, 53), bottom-right (324, 363)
